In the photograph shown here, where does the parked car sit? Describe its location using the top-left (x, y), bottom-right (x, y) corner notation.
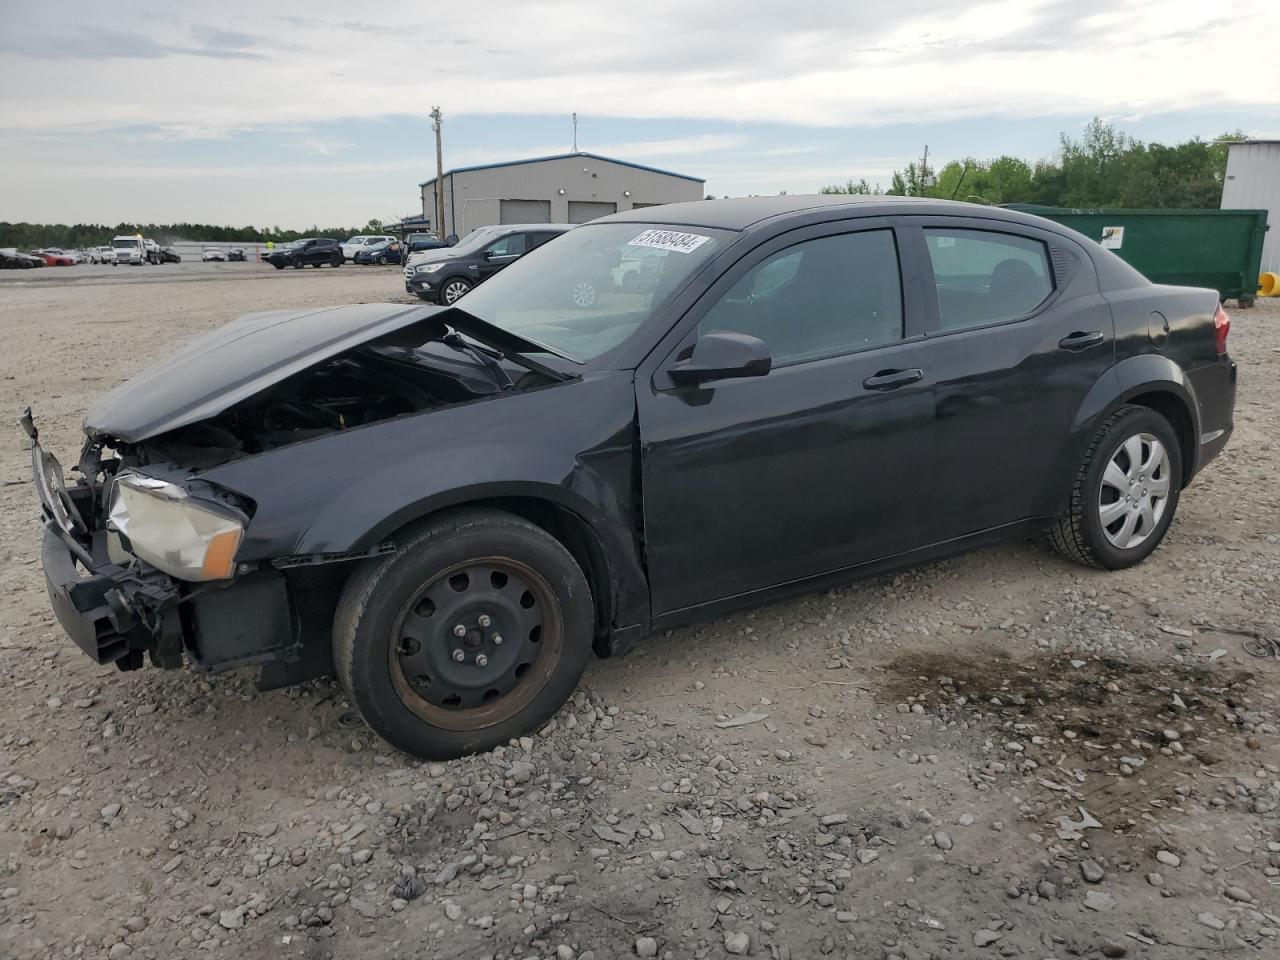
top-left (89, 246), bottom-right (116, 264)
top-left (25, 196), bottom-right (1237, 760)
top-left (403, 223), bottom-right (572, 304)
top-left (1, 248), bottom-right (45, 269)
top-left (341, 235), bottom-right (395, 261)
top-left (158, 247), bottom-right (181, 264)
top-left (202, 248), bottom-right (228, 262)
top-left (227, 248), bottom-right (247, 262)
top-left (36, 248), bottom-right (76, 266)
top-left (406, 232), bottom-right (450, 253)
top-left (263, 238), bottom-right (344, 269)
top-left (354, 239), bottom-right (404, 265)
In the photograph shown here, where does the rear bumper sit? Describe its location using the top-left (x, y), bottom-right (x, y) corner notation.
top-left (1187, 355), bottom-right (1237, 480)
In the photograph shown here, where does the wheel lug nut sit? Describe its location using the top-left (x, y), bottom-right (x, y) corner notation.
top-left (452, 624), bottom-right (467, 638)
top-left (476, 654), bottom-right (489, 667)
top-left (451, 648), bottom-right (465, 662)
top-left (477, 614), bottom-right (492, 628)
top-left (492, 634), bottom-right (503, 645)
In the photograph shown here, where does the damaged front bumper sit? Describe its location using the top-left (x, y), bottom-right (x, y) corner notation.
top-left (25, 413), bottom-right (306, 680)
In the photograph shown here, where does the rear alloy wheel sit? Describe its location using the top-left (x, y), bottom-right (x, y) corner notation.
top-left (377, 255), bottom-right (388, 265)
top-left (442, 278), bottom-right (472, 304)
top-left (333, 510), bottom-right (593, 758)
top-left (1042, 405), bottom-right (1182, 569)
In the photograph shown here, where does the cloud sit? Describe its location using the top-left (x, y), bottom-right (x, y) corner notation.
top-left (0, 0), bottom-right (1273, 135)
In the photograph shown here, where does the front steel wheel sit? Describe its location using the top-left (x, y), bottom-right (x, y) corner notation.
top-left (1042, 405), bottom-right (1182, 569)
top-left (334, 510), bottom-right (593, 758)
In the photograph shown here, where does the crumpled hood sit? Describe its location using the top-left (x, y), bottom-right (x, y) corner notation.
top-left (85, 303), bottom-right (441, 443)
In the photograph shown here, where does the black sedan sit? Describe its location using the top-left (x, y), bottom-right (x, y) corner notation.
top-left (354, 239), bottom-right (404, 265)
top-left (1, 248), bottom-right (45, 269)
top-left (25, 196), bottom-right (1236, 759)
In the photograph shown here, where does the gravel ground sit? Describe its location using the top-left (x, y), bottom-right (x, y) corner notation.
top-left (1, 266), bottom-right (1277, 960)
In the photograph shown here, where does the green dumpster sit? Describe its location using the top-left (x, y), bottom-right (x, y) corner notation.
top-left (1004, 205), bottom-right (1269, 306)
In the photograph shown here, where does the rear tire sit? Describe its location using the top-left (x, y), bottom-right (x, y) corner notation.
top-left (333, 510), bottom-right (593, 759)
top-left (1041, 405), bottom-right (1182, 569)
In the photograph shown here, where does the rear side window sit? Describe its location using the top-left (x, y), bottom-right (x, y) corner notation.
top-left (700, 229), bottom-right (903, 366)
top-left (924, 229), bottom-right (1053, 330)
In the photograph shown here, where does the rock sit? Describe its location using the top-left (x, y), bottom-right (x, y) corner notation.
top-left (218, 906), bottom-right (246, 931)
top-left (1037, 880), bottom-right (1057, 899)
top-left (393, 873), bottom-right (426, 901)
top-left (108, 944), bottom-right (131, 959)
top-left (1083, 890), bottom-right (1115, 911)
top-left (932, 830), bottom-right (953, 851)
top-left (350, 898), bottom-right (379, 919)
top-left (100, 803), bottom-right (122, 822)
top-left (444, 901), bottom-right (462, 921)
top-left (1081, 859), bottom-right (1105, 883)
top-left (1100, 940), bottom-right (1128, 957)
top-left (1197, 912), bottom-right (1226, 931)
top-left (973, 930), bottom-right (1003, 947)
top-left (635, 936), bottom-right (658, 958)
top-left (1224, 886), bottom-right (1253, 903)
top-left (1155, 850), bottom-right (1181, 867)
top-left (724, 930), bottom-right (751, 955)
top-left (1147, 872), bottom-right (1164, 886)
top-left (123, 917), bottom-right (146, 933)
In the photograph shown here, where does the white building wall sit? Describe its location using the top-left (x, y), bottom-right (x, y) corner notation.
top-left (421, 153), bottom-right (703, 238)
top-left (1221, 141), bottom-right (1280, 274)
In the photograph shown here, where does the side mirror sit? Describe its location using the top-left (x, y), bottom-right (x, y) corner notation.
top-left (668, 332), bottom-right (772, 386)
top-left (482, 250), bottom-right (494, 260)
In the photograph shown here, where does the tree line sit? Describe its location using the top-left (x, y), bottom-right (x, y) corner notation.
top-left (820, 119), bottom-right (1244, 209)
top-left (0, 219), bottom-right (388, 250)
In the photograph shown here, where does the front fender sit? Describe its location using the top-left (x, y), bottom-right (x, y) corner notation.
top-left (199, 371), bottom-right (648, 630)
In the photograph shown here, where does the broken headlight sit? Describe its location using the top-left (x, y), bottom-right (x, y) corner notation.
top-left (108, 474), bottom-right (244, 581)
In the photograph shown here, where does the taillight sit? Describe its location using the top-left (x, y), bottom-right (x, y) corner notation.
top-left (1213, 302), bottom-right (1230, 355)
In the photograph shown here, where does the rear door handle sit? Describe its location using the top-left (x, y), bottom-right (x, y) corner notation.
top-left (1059, 331), bottom-right (1104, 351)
top-left (862, 368), bottom-right (924, 391)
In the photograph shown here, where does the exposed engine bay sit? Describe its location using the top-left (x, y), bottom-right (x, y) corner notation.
top-left (118, 347), bottom-right (509, 469)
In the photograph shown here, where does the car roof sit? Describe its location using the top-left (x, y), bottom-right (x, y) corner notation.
top-left (600, 194), bottom-right (1059, 233)
top-left (492, 223), bottom-right (574, 233)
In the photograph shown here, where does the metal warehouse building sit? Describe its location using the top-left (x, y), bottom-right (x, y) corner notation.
top-left (1221, 140), bottom-right (1280, 274)
top-left (419, 151), bottom-right (704, 238)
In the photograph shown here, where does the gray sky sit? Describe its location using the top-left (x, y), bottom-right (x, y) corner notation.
top-left (0, 0), bottom-right (1275, 226)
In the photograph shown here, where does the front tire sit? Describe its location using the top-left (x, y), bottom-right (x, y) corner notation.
top-left (333, 510), bottom-right (594, 759)
top-left (441, 277), bottom-right (472, 304)
top-left (1042, 405), bottom-right (1182, 569)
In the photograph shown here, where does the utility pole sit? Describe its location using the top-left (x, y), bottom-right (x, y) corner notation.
top-left (572, 112), bottom-right (578, 152)
top-left (430, 106), bottom-right (445, 237)
top-left (918, 144), bottom-right (930, 196)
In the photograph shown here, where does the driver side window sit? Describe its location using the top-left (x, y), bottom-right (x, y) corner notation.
top-left (487, 234), bottom-right (528, 258)
top-left (700, 229), bottom-right (903, 366)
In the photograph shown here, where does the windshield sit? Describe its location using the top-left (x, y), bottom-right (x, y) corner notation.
top-left (456, 223), bottom-right (733, 362)
top-left (283, 240), bottom-right (305, 250)
top-left (113, 238), bottom-right (141, 249)
top-left (346, 236), bottom-right (367, 244)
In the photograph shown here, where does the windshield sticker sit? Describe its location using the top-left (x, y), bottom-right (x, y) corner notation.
top-left (628, 229), bottom-right (711, 254)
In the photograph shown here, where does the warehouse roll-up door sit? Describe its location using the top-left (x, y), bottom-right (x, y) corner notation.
top-left (567, 201), bottom-right (617, 223)
top-left (499, 199), bottom-right (552, 224)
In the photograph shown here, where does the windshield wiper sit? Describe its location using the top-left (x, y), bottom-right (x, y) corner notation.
top-left (441, 331), bottom-right (515, 391)
top-left (443, 308), bottom-right (576, 382)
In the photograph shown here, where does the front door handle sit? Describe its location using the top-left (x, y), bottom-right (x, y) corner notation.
top-left (1059, 331), bottom-right (1104, 351)
top-left (863, 368), bottom-right (924, 391)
